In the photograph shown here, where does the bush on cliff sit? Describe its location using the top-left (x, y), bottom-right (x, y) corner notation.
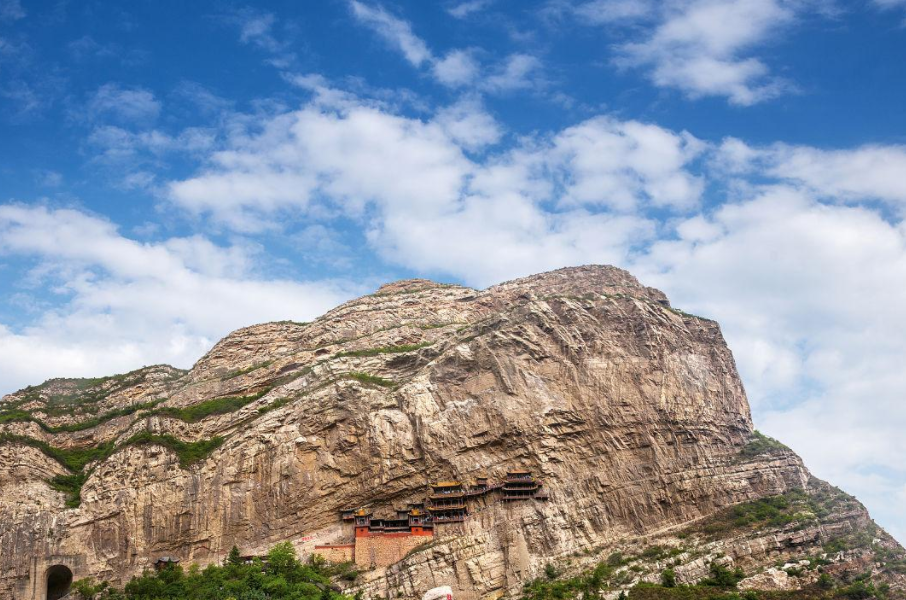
top-left (71, 542), bottom-right (351, 600)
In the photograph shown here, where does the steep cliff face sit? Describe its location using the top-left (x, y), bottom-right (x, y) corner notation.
top-left (0, 266), bottom-right (902, 600)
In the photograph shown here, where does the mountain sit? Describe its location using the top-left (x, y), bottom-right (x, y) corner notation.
top-left (1, 266), bottom-right (903, 600)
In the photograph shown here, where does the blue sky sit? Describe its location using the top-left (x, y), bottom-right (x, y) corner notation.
top-left (1, 0), bottom-right (906, 542)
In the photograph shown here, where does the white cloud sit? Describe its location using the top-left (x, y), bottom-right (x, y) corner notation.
top-left (548, 117), bottom-right (705, 211)
top-left (88, 83), bottom-right (161, 123)
top-left (718, 139), bottom-right (906, 207)
top-left (0, 204), bottom-right (356, 393)
top-left (482, 53), bottom-right (543, 93)
top-left (347, 2), bottom-right (544, 93)
top-left (432, 49), bottom-right (480, 87)
top-left (349, 1), bottom-right (433, 67)
top-left (434, 98), bottom-right (502, 150)
top-left (166, 86), bottom-right (703, 285)
top-left (578, 0), bottom-right (803, 105)
top-left (448, 0), bottom-right (494, 19)
top-left (634, 187), bottom-right (906, 544)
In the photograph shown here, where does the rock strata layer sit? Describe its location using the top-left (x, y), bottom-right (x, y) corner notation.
top-left (0, 266), bottom-right (902, 600)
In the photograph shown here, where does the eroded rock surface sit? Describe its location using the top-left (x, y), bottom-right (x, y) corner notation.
top-left (0, 266), bottom-right (902, 599)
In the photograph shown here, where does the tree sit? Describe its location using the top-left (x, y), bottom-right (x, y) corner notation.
top-left (701, 562), bottom-right (745, 588)
top-left (267, 541), bottom-right (299, 576)
top-left (72, 578), bottom-right (107, 600)
top-left (227, 545), bottom-right (243, 566)
top-left (661, 568), bottom-right (677, 588)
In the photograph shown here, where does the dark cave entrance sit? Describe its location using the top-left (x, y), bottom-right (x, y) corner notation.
top-left (46, 564), bottom-right (73, 600)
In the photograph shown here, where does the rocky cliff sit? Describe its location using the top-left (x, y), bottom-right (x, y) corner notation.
top-left (0, 266), bottom-right (902, 600)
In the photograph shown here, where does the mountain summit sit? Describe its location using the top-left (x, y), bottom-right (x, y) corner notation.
top-left (1, 266), bottom-right (902, 600)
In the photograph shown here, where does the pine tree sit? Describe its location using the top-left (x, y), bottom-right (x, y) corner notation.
top-left (226, 545), bottom-right (242, 566)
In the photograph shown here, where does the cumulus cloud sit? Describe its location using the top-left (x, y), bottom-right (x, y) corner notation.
top-left (634, 187), bottom-right (906, 545)
top-left (482, 54), bottom-right (543, 93)
top-left (434, 98), bottom-right (503, 150)
top-left (717, 139), bottom-right (906, 207)
top-left (0, 205), bottom-right (357, 392)
top-left (432, 49), bottom-right (481, 87)
top-left (576, 0), bottom-right (805, 105)
top-left (166, 85), bottom-right (703, 282)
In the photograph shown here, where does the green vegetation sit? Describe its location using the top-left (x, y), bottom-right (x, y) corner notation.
top-left (15, 368), bottom-right (184, 418)
top-left (125, 432), bottom-right (224, 468)
top-left (521, 557), bottom-right (895, 600)
top-left (70, 542), bottom-right (351, 600)
top-left (50, 471), bottom-right (89, 508)
top-left (700, 564), bottom-right (746, 588)
top-left (872, 543), bottom-right (906, 575)
top-left (346, 372), bottom-right (395, 388)
top-left (689, 489), bottom-right (850, 538)
top-left (333, 342), bottom-right (432, 358)
top-left (418, 322), bottom-right (456, 330)
top-left (258, 396), bottom-right (295, 415)
top-left (0, 429), bottom-right (224, 507)
top-left (153, 391), bottom-right (268, 422)
top-left (0, 400), bottom-right (164, 434)
top-left (522, 560), bottom-right (628, 600)
top-left (224, 361), bottom-right (274, 379)
top-left (739, 431), bottom-right (790, 459)
top-left (0, 433), bottom-right (115, 472)
top-left (662, 569), bottom-right (677, 588)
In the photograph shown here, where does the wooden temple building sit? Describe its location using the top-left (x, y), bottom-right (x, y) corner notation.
top-left (502, 469), bottom-right (549, 501)
top-left (428, 481), bottom-right (467, 523)
top-left (317, 469), bottom-right (547, 569)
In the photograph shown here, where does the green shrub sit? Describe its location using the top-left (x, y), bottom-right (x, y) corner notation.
top-left (111, 541), bottom-right (348, 600)
top-left (739, 431), bottom-right (789, 459)
top-left (125, 432), bottom-right (224, 468)
top-left (607, 552), bottom-right (628, 567)
top-left (347, 372), bottom-right (395, 388)
top-left (334, 343), bottom-right (432, 358)
top-left (0, 399), bottom-right (164, 434)
top-left (223, 362), bottom-right (273, 379)
top-left (154, 391), bottom-right (268, 422)
top-left (700, 563), bottom-right (745, 588)
top-left (662, 569), bottom-right (677, 588)
top-left (258, 397), bottom-right (294, 415)
top-left (49, 471), bottom-right (90, 508)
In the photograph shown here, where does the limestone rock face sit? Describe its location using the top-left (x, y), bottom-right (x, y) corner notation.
top-left (0, 266), bottom-right (901, 599)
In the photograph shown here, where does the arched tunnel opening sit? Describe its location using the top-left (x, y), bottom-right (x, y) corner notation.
top-left (46, 564), bottom-right (73, 600)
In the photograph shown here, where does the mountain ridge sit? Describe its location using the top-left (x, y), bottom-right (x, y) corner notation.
top-left (0, 265), bottom-right (902, 600)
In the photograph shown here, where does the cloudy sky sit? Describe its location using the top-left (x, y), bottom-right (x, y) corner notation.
top-left (1, 0), bottom-right (905, 541)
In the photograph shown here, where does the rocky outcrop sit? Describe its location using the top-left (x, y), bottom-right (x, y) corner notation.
top-left (0, 266), bottom-right (901, 600)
